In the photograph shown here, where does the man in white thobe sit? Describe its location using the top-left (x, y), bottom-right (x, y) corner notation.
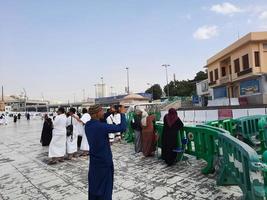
top-left (80, 108), bottom-right (91, 156)
top-left (66, 108), bottom-right (82, 160)
top-left (48, 107), bottom-right (67, 165)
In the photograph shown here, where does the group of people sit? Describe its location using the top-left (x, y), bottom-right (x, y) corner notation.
top-left (0, 112), bottom-right (31, 125)
top-left (131, 108), bottom-right (157, 157)
top-left (41, 104), bottom-right (184, 200)
top-left (42, 107), bottom-right (90, 164)
top-left (42, 104), bottom-right (125, 165)
top-left (131, 107), bottom-right (184, 166)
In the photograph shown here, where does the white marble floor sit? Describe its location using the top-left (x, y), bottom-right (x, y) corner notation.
top-left (0, 119), bottom-right (242, 200)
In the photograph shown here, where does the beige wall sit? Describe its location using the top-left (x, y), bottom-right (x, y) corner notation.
top-left (208, 41), bottom-right (267, 86)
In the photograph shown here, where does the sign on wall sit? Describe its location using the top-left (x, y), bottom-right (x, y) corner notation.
top-left (240, 79), bottom-right (260, 96)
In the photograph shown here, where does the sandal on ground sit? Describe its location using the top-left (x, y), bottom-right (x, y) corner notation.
top-left (47, 160), bottom-right (57, 165)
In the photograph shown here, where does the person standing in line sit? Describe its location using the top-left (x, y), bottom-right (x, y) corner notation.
top-left (85, 105), bottom-right (127, 200)
top-left (40, 114), bottom-right (53, 146)
top-left (131, 107), bottom-right (143, 154)
top-left (113, 105), bottom-right (124, 142)
top-left (106, 106), bottom-right (116, 144)
top-left (162, 108), bottom-right (184, 166)
top-left (141, 110), bottom-right (156, 157)
top-left (66, 108), bottom-right (83, 160)
top-left (17, 113), bottom-right (21, 120)
top-left (80, 108), bottom-right (91, 157)
top-left (48, 107), bottom-right (67, 165)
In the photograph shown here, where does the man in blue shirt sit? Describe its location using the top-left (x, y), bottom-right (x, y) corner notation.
top-left (85, 104), bottom-right (127, 200)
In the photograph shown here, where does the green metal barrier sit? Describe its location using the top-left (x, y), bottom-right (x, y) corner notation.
top-left (124, 112), bottom-right (135, 143)
top-left (235, 115), bottom-right (267, 147)
top-left (217, 130), bottom-right (267, 200)
top-left (155, 122), bottom-right (219, 174)
top-left (205, 118), bottom-right (236, 135)
top-left (258, 117), bottom-right (267, 155)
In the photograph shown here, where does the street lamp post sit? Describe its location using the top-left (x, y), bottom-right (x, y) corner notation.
top-left (126, 67), bottom-right (129, 94)
top-left (110, 86), bottom-right (113, 96)
top-left (94, 84), bottom-right (97, 98)
top-left (101, 77), bottom-right (104, 97)
top-left (162, 64), bottom-right (170, 99)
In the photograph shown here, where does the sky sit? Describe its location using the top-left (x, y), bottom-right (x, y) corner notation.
top-left (1, 0), bottom-right (267, 103)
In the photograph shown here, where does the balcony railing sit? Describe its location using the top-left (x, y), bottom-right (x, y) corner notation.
top-left (237, 68), bottom-right (252, 77)
top-left (219, 75), bottom-right (231, 84)
top-left (209, 81), bottom-right (217, 86)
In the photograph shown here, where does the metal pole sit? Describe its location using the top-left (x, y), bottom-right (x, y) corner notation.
top-left (162, 64), bottom-right (170, 99)
top-left (110, 86), bottom-right (113, 96)
top-left (126, 67), bottom-right (129, 94)
top-left (94, 84), bottom-right (97, 98)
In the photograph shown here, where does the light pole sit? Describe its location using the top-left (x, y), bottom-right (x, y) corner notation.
top-left (162, 64), bottom-right (170, 99)
top-left (110, 86), bottom-right (114, 96)
top-left (101, 77), bottom-right (104, 97)
top-left (126, 67), bottom-right (129, 94)
top-left (147, 83), bottom-right (153, 101)
top-left (94, 84), bottom-right (97, 98)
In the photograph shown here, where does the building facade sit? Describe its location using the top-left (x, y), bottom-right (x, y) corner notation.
top-left (196, 79), bottom-right (213, 106)
top-left (207, 32), bottom-right (267, 105)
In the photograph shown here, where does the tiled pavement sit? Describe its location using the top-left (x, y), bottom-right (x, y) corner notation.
top-left (0, 119), bottom-right (242, 200)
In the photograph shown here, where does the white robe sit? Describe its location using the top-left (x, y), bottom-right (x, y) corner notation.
top-left (107, 113), bottom-right (121, 141)
top-left (80, 113), bottom-right (91, 151)
top-left (66, 115), bottom-right (80, 154)
top-left (49, 114), bottom-right (67, 158)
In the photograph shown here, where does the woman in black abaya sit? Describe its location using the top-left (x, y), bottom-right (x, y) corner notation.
top-left (40, 115), bottom-right (53, 146)
top-left (162, 108), bottom-right (184, 166)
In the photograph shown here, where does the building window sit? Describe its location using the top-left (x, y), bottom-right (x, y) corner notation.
top-left (209, 71), bottom-right (214, 82)
top-left (242, 54), bottom-right (249, 70)
top-left (263, 43), bottom-right (267, 50)
top-left (234, 58), bottom-right (240, 73)
top-left (215, 69), bottom-right (219, 80)
top-left (221, 67), bottom-right (226, 77)
top-left (254, 51), bottom-right (260, 67)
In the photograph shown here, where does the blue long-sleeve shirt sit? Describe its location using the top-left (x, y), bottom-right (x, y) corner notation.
top-left (85, 113), bottom-right (127, 167)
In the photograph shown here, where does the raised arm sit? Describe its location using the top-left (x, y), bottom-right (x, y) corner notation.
top-left (103, 114), bottom-right (127, 133)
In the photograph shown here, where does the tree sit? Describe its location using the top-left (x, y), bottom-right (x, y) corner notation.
top-left (164, 80), bottom-right (195, 97)
top-left (163, 71), bottom-right (207, 97)
top-left (145, 84), bottom-right (163, 100)
top-left (194, 70), bottom-right (208, 82)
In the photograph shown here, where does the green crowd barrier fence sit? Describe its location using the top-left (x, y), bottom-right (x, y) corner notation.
top-left (155, 122), bottom-right (219, 174)
top-left (124, 112), bottom-right (135, 143)
top-left (155, 121), bottom-right (267, 199)
top-left (235, 115), bottom-right (267, 148)
top-left (217, 129), bottom-right (267, 200)
top-left (258, 117), bottom-right (267, 155)
top-left (205, 118), bottom-right (237, 135)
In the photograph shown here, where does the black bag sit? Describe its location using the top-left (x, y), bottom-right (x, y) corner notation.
top-left (66, 117), bottom-right (73, 137)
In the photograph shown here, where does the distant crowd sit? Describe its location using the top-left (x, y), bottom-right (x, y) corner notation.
top-left (0, 112), bottom-right (31, 125)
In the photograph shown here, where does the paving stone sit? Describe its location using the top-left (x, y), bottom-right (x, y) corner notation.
top-left (0, 120), bottom-right (242, 200)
